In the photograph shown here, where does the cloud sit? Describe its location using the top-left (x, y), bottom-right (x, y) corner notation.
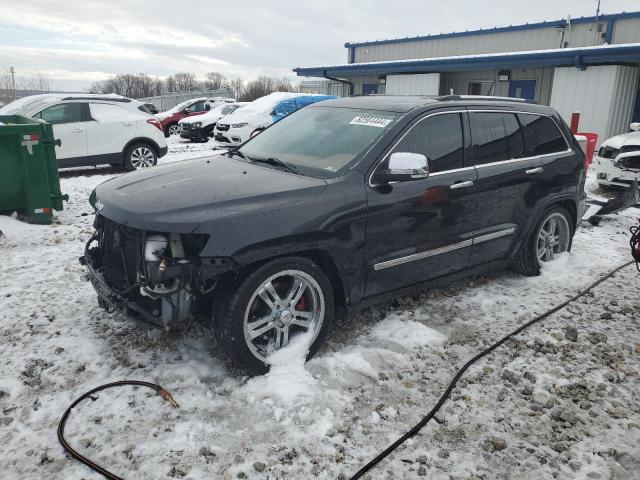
top-left (0, 0), bottom-right (638, 90)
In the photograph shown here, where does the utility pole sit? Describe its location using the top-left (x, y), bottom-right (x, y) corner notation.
top-left (595, 0), bottom-right (602, 44)
top-left (9, 66), bottom-right (16, 100)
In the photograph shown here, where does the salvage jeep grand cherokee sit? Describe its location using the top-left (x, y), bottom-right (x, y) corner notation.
top-left (82, 95), bottom-right (586, 374)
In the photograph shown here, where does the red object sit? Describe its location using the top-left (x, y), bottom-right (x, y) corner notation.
top-left (30, 133), bottom-right (40, 141)
top-left (576, 132), bottom-right (598, 170)
top-left (146, 118), bottom-right (162, 131)
top-left (158, 100), bottom-right (209, 133)
top-left (570, 112), bottom-right (580, 134)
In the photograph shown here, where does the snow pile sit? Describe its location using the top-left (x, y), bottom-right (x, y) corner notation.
top-left (370, 316), bottom-right (446, 348)
top-left (240, 330), bottom-right (317, 407)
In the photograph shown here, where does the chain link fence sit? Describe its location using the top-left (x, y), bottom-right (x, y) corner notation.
top-left (138, 88), bottom-right (234, 112)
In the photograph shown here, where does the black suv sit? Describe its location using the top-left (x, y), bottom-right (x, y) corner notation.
top-left (83, 95), bottom-right (586, 374)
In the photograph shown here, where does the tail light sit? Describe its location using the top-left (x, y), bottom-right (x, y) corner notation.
top-left (146, 118), bottom-right (162, 131)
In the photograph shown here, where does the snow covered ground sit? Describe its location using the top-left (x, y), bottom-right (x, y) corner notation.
top-left (1, 137), bottom-right (639, 480)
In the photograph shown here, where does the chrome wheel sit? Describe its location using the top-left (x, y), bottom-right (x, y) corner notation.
top-left (243, 269), bottom-right (325, 362)
top-left (130, 147), bottom-right (155, 169)
top-left (168, 124), bottom-right (181, 136)
top-left (536, 212), bottom-right (570, 264)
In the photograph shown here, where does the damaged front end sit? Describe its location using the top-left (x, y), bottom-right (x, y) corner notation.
top-left (81, 215), bottom-right (236, 330)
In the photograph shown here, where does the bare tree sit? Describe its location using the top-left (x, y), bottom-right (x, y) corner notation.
top-left (228, 78), bottom-right (244, 100)
top-left (204, 71), bottom-right (227, 91)
top-left (168, 72), bottom-right (200, 92)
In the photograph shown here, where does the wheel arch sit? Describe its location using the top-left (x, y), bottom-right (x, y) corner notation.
top-left (511, 195), bottom-right (579, 259)
top-left (121, 137), bottom-right (161, 162)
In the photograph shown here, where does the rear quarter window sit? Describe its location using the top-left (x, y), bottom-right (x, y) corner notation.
top-left (518, 113), bottom-right (567, 156)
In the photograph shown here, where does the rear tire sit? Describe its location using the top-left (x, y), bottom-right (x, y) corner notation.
top-left (513, 206), bottom-right (573, 276)
top-left (123, 142), bottom-right (157, 171)
top-left (213, 257), bottom-right (334, 375)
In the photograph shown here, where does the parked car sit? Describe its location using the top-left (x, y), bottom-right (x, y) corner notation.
top-left (593, 122), bottom-right (640, 189)
top-left (214, 93), bottom-right (336, 145)
top-left (156, 97), bottom-right (235, 137)
top-left (0, 93), bottom-right (167, 170)
top-left (83, 95), bottom-right (586, 374)
top-left (179, 102), bottom-right (247, 142)
top-left (142, 103), bottom-right (159, 115)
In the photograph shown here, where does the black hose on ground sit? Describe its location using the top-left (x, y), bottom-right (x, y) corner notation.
top-left (57, 380), bottom-right (179, 480)
top-left (58, 262), bottom-right (635, 480)
top-left (349, 260), bottom-right (635, 479)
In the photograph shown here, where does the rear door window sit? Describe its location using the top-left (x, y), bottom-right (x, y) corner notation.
top-left (391, 112), bottom-right (465, 173)
top-left (470, 112), bottom-right (525, 165)
top-left (35, 103), bottom-right (83, 124)
top-left (517, 113), bottom-right (567, 156)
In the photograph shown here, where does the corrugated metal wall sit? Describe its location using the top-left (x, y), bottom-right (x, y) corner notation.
top-left (386, 74), bottom-right (440, 95)
top-left (351, 19), bottom-right (640, 63)
top-left (611, 18), bottom-right (640, 43)
top-left (550, 65), bottom-right (639, 142)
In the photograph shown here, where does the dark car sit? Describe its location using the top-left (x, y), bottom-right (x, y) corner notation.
top-left (82, 95), bottom-right (586, 374)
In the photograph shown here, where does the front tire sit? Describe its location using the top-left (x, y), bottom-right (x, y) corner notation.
top-left (165, 123), bottom-right (180, 137)
top-left (513, 206), bottom-right (573, 276)
top-left (214, 257), bottom-right (334, 375)
top-left (124, 143), bottom-right (157, 171)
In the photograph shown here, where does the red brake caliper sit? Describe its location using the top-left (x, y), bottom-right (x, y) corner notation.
top-left (295, 295), bottom-right (305, 311)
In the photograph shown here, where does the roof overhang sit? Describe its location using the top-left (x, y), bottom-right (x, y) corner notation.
top-left (293, 43), bottom-right (640, 78)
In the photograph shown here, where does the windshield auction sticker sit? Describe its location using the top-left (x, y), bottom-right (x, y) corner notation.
top-left (349, 116), bottom-right (392, 128)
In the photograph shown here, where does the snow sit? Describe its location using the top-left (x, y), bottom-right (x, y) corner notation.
top-left (1, 148), bottom-right (639, 479)
top-left (370, 316), bottom-right (447, 348)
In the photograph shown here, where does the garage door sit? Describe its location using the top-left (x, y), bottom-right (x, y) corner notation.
top-left (386, 74), bottom-right (440, 95)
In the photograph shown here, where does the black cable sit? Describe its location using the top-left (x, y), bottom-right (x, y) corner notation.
top-left (58, 380), bottom-right (179, 480)
top-left (630, 222), bottom-right (640, 271)
top-left (350, 260), bottom-right (635, 479)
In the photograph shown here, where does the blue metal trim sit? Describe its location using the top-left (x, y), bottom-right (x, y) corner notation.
top-left (343, 11), bottom-right (640, 48)
top-left (293, 44), bottom-right (640, 77)
top-left (604, 19), bottom-right (616, 44)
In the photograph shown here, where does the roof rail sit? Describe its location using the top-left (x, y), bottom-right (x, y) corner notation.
top-left (437, 95), bottom-right (536, 104)
top-left (61, 96), bottom-right (131, 103)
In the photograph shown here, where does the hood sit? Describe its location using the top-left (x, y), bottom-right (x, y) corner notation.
top-left (601, 130), bottom-right (640, 149)
top-left (217, 92), bottom-right (306, 127)
top-left (94, 155), bottom-right (327, 233)
top-left (216, 109), bottom-right (270, 128)
top-left (179, 110), bottom-right (222, 126)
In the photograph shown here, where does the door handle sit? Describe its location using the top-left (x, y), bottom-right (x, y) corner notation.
top-left (450, 180), bottom-right (474, 190)
top-left (123, 122), bottom-right (135, 126)
top-left (71, 128), bottom-right (83, 133)
top-left (526, 167), bottom-right (544, 175)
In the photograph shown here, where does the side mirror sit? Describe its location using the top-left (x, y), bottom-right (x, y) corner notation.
top-left (373, 152), bottom-right (429, 184)
top-left (630, 122), bottom-right (640, 132)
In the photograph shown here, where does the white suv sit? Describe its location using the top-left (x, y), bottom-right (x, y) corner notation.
top-left (0, 93), bottom-right (167, 170)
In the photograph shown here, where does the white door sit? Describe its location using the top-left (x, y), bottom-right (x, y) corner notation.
top-left (34, 102), bottom-right (87, 161)
top-left (87, 103), bottom-right (139, 161)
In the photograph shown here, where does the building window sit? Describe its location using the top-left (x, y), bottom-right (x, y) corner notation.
top-left (468, 81), bottom-right (494, 96)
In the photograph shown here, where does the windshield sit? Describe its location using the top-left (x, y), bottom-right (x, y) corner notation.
top-left (0, 96), bottom-right (51, 115)
top-left (239, 106), bottom-right (399, 177)
top-left (167, 98), bottom-right (200, 114)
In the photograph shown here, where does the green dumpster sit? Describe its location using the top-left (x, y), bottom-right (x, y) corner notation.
top-left (0, 115), bottom-right (68, 224)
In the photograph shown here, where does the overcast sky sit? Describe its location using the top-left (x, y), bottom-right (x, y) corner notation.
top-left (0, 0), bottom-right (638, 91)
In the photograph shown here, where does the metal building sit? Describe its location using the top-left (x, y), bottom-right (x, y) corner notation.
top-left (294, 12), bottom-right (640, 141)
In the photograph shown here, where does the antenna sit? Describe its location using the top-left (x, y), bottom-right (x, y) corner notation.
top-left (595, 0), bottom-right (601, 44)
